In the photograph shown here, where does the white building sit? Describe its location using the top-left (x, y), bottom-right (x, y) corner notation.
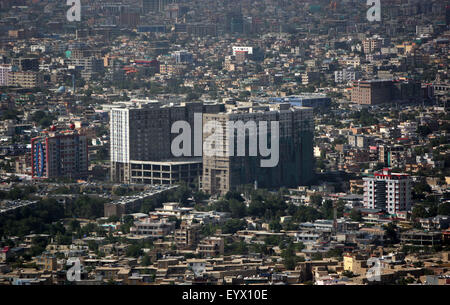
top-left (363, 168), bottom-right (412, 215)
top-left (0, 64), bottom-right (11, 86)
top-left (130, 218), bottom-right (175, 237)
top-left (416, 25), bottom-right (433, 36)
top-left (334, 68), bottom-right (360, 84)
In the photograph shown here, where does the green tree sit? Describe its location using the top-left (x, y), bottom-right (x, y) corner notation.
top-left (229, 199), bottom-right (247, 218)
top-left (141, 254), bottom-right (152, 266)
top-left (384, 223), bottom-right (399, 244)
top-left (126, 243), bottom-right (143, 258)
top-left (310, 194), bottom-right (323, 207)
top-left (438, 203), bottom-right (450, 216)
top-left (412, 205), bottom-right (428, 219)
top-left (221, 219), bottom-right (246, 234)
top-left (349, 209), bottom-right (363, 222)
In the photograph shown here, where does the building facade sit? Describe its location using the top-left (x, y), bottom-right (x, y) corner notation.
top-left (0, 64), bottom-right (11, 86)
top-left (110, 99), bottom-right (222, 184)
top-left (335, 68), bottom-right (360, 84)
top-left (201, 104), bottom-right (314, 195)
top-left (363, 168), bottom-right (412, 215)
top-left (8, 71), bottom-right (43, 88)
top-left (351, 80), bottom-right (393, 105)
top-left (31, 130), bottom-right (88, 180)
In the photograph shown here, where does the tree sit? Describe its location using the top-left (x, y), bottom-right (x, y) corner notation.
top-left (168, 183), bottom-right (192, 205)
top-left (384, 223), bottom-right (399, 244)
top-left (140, 198), bottom-right (161, 213)
top-left (126, 243), bottom-right (143, 258)
top-left (310, 194), bottom-right (323, 207)
top-left (68, 219), bottom-right (81, 232)
top-left (221, 219), bottom-right (246, 234)
top-left (412, 205), bottom-right (428, 219)
top-left (269, 219), bottom-right (282, 232)
top-left (225, 191), bottom-right (244, 202)
top-left (108, 215), bottom-right (120, 223)
top-left (225, 241), bottom-right (248, 255)
top-left (113, 187), bottom-right (129, 196)
top-left (87, 240), bottom-right (99, 252)
top-left (30, 236), bottom-right (48, 257)
top-left (281, 242), bottom-right (302, 270)
top-left (31, 110), bottom-right (55, 128)
top-left (413, 181), bottom-right (432, 198)
top-left (186, 92), bottom-right (200, 101)
top-left (292, 205), bottom-right (322, 222)
top-left (283, 256), bottom-right (297, 270)
top-left (229, 199), bottom-right (246, 218)
top-left (193, 190), bottom-right (209, 203)
top-left (342, 270), bottom-right (355, 278)
top-left (349, 209), bottom-right (363, 222)
top-left (321, 200), bottom-right (334, 219)
top-left (141, 254), bottom-right (152, 266)
top-left (212, 200), bottom-right (230, 213)
top-left (438, 203), bottom-right (450, 216)
top-left (417, 125), bottom-right (432, 137)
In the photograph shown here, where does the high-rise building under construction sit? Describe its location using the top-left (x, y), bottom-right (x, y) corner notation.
top-left (201, 103), bottom-right (314, 195)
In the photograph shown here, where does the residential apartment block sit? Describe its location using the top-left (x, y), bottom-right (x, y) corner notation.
top-left (31, 130), bottom-right (89, 180)
top-left (8, 71), bottom-right (43, 88)
top-left (334, 68), bottom-right (360, 84)
top-left (363, 169), bottom-right (412, 215)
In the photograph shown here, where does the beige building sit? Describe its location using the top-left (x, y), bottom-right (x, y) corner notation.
top-left (8, 71), bottom-right (43, 88)
top-left (351, 80), bottom-right (393, 105)
top-left (197, 237), bottom-right (224, 257)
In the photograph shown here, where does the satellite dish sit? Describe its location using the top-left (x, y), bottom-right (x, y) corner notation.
top-left (189, 262), bottom-right (205, 278)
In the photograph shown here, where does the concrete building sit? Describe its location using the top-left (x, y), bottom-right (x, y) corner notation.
top-left (0, 64), bottom-right (11, 86)
top-left (363, 168), bottom-right (412, 215)
top-left (175, 221), bottom-right (201, 249)
top-left (301, 71), bottom-right (320, 85)
top-left (104, 186), bottom-right (178, 217)
top-left (201, 104), bottom-right (314, 195)
top-left (334, 68), bottom-right (360, 84)
top-left (68, 57), bottom-right (104, 80)
top-left (128, 159), bottom-right (202, 185)
top-left (196, 237), bottom-right (224, 258)
top-left (268, 94), bottom-right (331, 108)
top-left (7, 71), bottom-right (43, 88)
top-left (363, 37), bottom-right (382, 54)
top-left (348, 135), bottom-right (373, 149)
top-left (11, 57), bottom-right (39, 71)
top-left (351, 79), bottom-right (421, 105)
top-left (110, 99), bottom-right (222, 184)
top-left (400, 230), bottom-right (442, 246)
top-left (416, 25), bottom-right (433, 36)
top-left (142, 0), bottom-right (170, 13)
top-left (173, 51), bottom-right (193, 64)
top-left (31, 130), bottom-right (88, 180)
top-left (130, 218), bottom-right (175, 237)
top-left (351, 80), bottom-right (393, 105)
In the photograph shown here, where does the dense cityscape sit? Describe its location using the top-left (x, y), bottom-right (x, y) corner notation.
top-left (0, 0), bottom-right (449, 287)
